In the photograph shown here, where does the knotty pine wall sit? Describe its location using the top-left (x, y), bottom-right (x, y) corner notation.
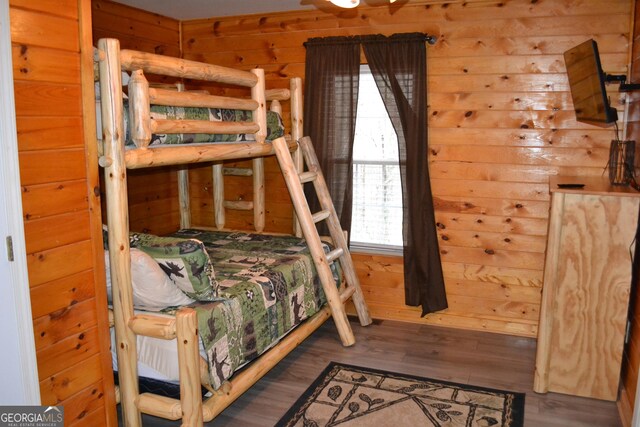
top-left (91, 0), bottom-right (182, 235)
top-left (620, 0), bottom-right (640, 423)
top-left (10, 0), bottom-right (116, 424)
top-left (180, 0), bottom-right (632, 337)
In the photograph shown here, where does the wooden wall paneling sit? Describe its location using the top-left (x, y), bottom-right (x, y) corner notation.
top-left (431, 178), bottom-right (549, 200)
top-left (437, 229), bottom-right (547, 253)
top-left (26, 240), bottom-right (95, 293)
top-left (10, 0), bottom-right (115, 421)
top-left (36, 327), bottom-right (101, 380)
top-left (39, 354), bottom-right (103, 404)
top-left (9, 6), bottom-right (79, 50)
top-left (9, 0), bottom-right (78, 19)
top-left (69, 405), bottom-right (108, 427)
top-left (91, 7), bottom-right (178, 44)
top-left (21, 180), bottom-right (89, 220)
top-left (29, 270), bottom-right (96, 319)
top-left (442, 261), bottom-right (543, 288)
top-left (12, 45), bottom-right (81, 84)
top-left (23, 211), bottom-right (91, 254)
top-left (429, 161), bottom-right (605, 184)
top-left (33, 298), bottom-right (98, 354)
top-left (128, 211), bottom-right (182, 235)
top-left (92, 29), bottom-right (180, 58)
top-left (19, 150), bottom-right (87, 186)
top-left (92, 0), bottom-right (182, 236)
top-left (13, 81), bottom-right (82, 117)
top-left (92, 0), bottom-right (177, 33)
top-left (62, 381), bottom-right (106, 425)
top-left (434, 195), bottom-right (550, 218)
top-left (16, 117), bottom-right (84, 150)
top-left (80, 0), bottom-right (117, 421)
top-left (430, 34), bottom-right (630, 57)
top-left (180, 0), bottom-right (633, 338)
top-left (430, 145), bottom-right (608, 167)
top-left (428, 128), bottom-right (619, 149)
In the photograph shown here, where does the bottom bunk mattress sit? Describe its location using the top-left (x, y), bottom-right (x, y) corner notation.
top-left (112, 229), bottom-right (339, 390)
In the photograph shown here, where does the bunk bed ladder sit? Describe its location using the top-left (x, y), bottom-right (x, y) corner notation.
top-left (273, 136), bottom-right (372, 347)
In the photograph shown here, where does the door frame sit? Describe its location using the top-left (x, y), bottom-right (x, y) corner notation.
top-left (0, 0), bottom-right (40, 404)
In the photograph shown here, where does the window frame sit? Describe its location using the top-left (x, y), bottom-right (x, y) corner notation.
top-left (349, 64), bottom-right (403, 256)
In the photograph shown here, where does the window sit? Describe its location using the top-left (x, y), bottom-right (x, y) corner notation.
top-left (350, 65), bottom-right (403, 253)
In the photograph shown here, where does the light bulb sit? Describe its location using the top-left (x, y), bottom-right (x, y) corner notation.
top-left (329, 0), bottom-right (360, 8)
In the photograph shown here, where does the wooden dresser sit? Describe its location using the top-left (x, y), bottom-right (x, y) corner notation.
top-left (534, 176), bottom-right (640, 401)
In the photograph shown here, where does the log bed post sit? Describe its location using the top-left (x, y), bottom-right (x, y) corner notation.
top-left (175, 308), bottom-right (203, 426)
top-left (175, 84), bottom-right (192, 230)
top-left (212, 163), bottom-right (225, 230)
top-left (128, 69), bottom-right (151, 148)
top-left (290, 77), bottom-right (304, 237)
top-left (178, 168), bottom-right (191, 229)
top-left (98, 38), bottom-right (142, 427)
top-left (251, 68), bottom-right (266, 232)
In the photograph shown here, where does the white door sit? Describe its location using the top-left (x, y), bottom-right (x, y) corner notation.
top-left (0, 0), bottom-right (40, 404)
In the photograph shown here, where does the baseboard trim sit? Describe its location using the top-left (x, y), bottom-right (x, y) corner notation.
top-left (619, 384), bottom-right (634, 427)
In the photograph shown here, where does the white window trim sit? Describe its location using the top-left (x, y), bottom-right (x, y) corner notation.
top-left (350, 241), bottom-right (403, 256)
top-left (350, 65), bottom-right (404, 254)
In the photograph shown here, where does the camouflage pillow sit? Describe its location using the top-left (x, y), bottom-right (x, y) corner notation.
top-left (129, 232), bottom-right (218, 301)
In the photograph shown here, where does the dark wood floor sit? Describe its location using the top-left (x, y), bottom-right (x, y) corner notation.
top-left (123, 318), bottom-right (622, 426)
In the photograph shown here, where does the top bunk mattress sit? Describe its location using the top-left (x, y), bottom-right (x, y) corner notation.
top-left (95, 99), bottom-right (285, 146)
top-left (126, 104), bottom-right (285, 146)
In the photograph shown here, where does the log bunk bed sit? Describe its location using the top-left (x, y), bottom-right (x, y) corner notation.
top-left (96, 37), bottom-right (372, 426)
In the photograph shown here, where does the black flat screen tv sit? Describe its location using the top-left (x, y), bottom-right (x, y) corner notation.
top-left (563, 39), bottom-right (618, 127)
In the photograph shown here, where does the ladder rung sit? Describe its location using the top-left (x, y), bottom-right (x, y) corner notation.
top-left (339, 286), bottom-right (356, 303)
top-left (325, 248), bottom-right (344, 263)
top-left (299, 171), bottom-right (317, 183)
top-left (223, 167), bottom-right (253, 177)
top-left (312, 209), bottom-right (330, 223)
top-left (223, 200), bottom-right (254, 211)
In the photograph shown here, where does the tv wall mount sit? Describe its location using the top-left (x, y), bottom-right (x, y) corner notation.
top-left (605, 73), bottom-right (640, 92)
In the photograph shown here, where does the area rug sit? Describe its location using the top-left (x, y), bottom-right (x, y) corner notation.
top-left (276, 362), bottom-right (525, 427)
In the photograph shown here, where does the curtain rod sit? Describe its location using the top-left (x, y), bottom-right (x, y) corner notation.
top-left (304, 33), bottom-right (438, 47)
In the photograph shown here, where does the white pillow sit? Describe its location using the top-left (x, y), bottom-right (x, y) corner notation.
top-left (104, 249), bottom-right (195, 311)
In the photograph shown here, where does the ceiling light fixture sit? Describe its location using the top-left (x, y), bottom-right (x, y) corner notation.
top-left (328, 0), bottom-right (397, 8)
top-left (329, 0), bottom-right (360, 7)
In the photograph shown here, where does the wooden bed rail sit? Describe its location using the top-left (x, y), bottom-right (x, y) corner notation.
top-left (126, 65), bottom-right (267, 149)
top-left (122, 137), bottom-right (297, 169)
top-left (120, 49), bottom-right (258, 87)
top-left (99, 36), bottom-right (141, 427)
top-left (265, 88), bottom-right (290, 101)
top-left (128, 314), bottom-right (177, 340)
top-left (131, 307), bottom-right (332, 424)
top-left (149, 87), bottom-right (259, 110)
top-left (150, 119), bottom-right (259, 135)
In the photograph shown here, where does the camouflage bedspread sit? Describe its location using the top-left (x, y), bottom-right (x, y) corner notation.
top-left (170, 229), bottom-right (339, 390)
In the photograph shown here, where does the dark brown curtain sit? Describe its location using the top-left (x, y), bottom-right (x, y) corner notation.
top-left (303, 37), bottom-right (361, 235)
top-left (303, 33), bottom-right (447, 316)
top-left (361, 33), bottom-right (447, 316)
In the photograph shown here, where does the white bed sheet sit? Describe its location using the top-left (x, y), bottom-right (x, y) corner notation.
top-left (110, 311), bottom-right (206, 383)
